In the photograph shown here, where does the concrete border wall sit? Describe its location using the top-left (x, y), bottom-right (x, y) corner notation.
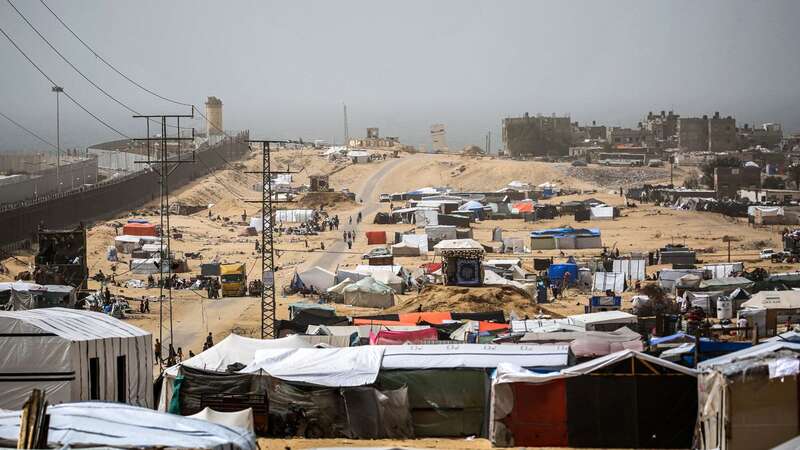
top-left (0, 132), bottom-right (249, 248)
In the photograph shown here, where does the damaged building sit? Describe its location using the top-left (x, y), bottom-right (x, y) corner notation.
top-left (502, 113), bottom-right (573, 157)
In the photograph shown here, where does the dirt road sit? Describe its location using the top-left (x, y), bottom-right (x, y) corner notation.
top-left (306, 155), bottom-right (410, 271)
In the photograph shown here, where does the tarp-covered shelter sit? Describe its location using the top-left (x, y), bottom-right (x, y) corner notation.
top-left (370, 327), bottom-right (438, 345)
top-left (612, 258), bottom-right (646, 280)
top-left (0, 402), bottom-right (256, 450)
top-left (343, 277), bottom-right (395, 308)
top-left (0, 282), bottom-right (76, 310)
top-left (122, 222), bottom-right (157, 236)
top-left (391, 241), bottom-right (421, 257)
top-left (114, 235), bottom-right (143, 253)
top-left (0, 308), bottom-right (152, 409)
top-left (589, 205), bottom-right (614, 220)
top-left (401, 233), bottom-right (429, 253)
top-left (366, 230), bottom-right (388, 245)
top-left (697, 341), bottom-right (800, 450)
top-left (490, 350), bottom-right (697, 448)
top-left (294, 266), bottom-right (336, 292)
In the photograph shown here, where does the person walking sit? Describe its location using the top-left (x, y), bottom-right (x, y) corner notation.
top-left (205, 332), bottom-right (214, 349)
top-left (154, 339), bottom-right (162, 365)
top-left (177, 347), bottom-right (184, 362)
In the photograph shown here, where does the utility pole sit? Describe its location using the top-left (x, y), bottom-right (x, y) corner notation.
top-left (134, 109), bottom-right (195, 349)
top-left (246, 139), bottom-right (300, 339)
top-left (343, 104), bottom-right (349, 147)
top-left (52, 86), bottom-right (62, 191)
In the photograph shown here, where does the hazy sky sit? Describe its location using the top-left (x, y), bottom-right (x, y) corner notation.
top-left (1, 0), bottom-right (798, 152)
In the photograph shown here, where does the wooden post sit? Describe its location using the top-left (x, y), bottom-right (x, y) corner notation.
top-left (17, 389), bottom-right (48, 449)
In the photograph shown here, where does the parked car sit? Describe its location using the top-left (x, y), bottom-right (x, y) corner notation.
top-left (760, 248), bottom-right (775, 260)
top-left (571, 160), bottom-right (588, 167)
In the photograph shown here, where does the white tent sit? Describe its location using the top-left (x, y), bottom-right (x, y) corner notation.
top-left (114, 235), bottom-right (142, 253)
top-left (590, 205), bottom-right (614, 220)
top-left (612, 258), bottom-right (646, 280)
top-left (159, 334), bottom-right (315, 411)
top-left (0, 308), bottom-right (152, 409)
top-left (274, 209), bottom-right (315, 223)
top-left (0, 402), bottom-right (255, 450)
top-left (296, 266), bottom-right (336, 292)
top-left (189, 407), bottom-right (254, 433)
top-left (592, 271), bottom-right (626, 293)
top-left (414, 208), bottom-right (439, 227)
top-left (401, 233), bottom-right (429, 253)
top-left (391, 241), bottom-right (421, 257)
top-left (567, 310), bottom-right (638, 331)
top-left (703, 262), bottom-right (744, 279)
top-left (343, 277), bottom-right (395, 308)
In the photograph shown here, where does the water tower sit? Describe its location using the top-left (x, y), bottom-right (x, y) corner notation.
top-left (204, 96), bottom-right (223, 136)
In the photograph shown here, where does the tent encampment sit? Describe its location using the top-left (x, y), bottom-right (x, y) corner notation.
top-left (0, 308), bottom-right (152, 409)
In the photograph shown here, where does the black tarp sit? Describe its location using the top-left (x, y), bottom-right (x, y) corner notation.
top-left (451, 311), bottom-right (506, 322)
top-left (276, 308), bottom-right (349, 336)
top-left (565, 371), bottom-right (696, 448)
top-left (437, 214), bottom-right (472, 227)
top-left (341, 386), bottom-right (415, 439)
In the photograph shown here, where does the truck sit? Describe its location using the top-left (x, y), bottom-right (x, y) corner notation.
top-left (220, 263), bottom-right (247, 297)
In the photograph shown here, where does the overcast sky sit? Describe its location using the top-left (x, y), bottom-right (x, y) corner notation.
top-left (1, 0), bottom-right (798, 153)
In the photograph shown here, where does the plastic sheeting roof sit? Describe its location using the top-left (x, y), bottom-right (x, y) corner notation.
top-left (164, 333), bottom-right (314, 376)
top-left (0, 307), bottom-right (147, 341)
top-left (494, 349), bottom-right (696, 385)
top-left (697, 341), bottom-right (800, 371)
top-left (0, 402), bottom-right (256, 450)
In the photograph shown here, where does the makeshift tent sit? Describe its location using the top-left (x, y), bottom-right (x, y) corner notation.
top-left (295, 266), bottom-right (336, 292)
top-left (589, 205), bottom-right (614, 220)
top-left (548, 263), bottom-right (578, 286)
top-left (370, 328), bottom-right (438, 345)
top-left (519, 327), bottom-right (644, 358)
top-left (490, 350), bottom-right (697, 449)
top-left (366, 230), bottom-right (388, 244)
top-left (0, 402), bottom-right (256, 450)
top-left (114, 235), bottom-right (143, 253)
top-left (0, 308), bottom-right (152, 409)
top-left (274, 209), bottom-right (315, 223)
top-left (158, 334), bottom-right (316, 411)
top-left (122, 222), bottom-right (157, 236)
top-left (0, 282), bottom-right (76, 310)
top-left (391, 241), bottom-right (421, 257)
top-left (612, 258), bottom-right (646, 280)
top-left (425, 225), bottom-right (457, 245)
top-left (592, 271), bottom-right (625, 293)
top-left (401, 234), bottom-right (429, 253)
top-left (189, 407), bottom-right (254, 433)
top-left (288, 302), bottom-right (335, 319)
top-left (699, 276), bottom-right (754, 292)
top-left (414, 208), bottom-right (439, 227)
top-left (659, 268), bottom-right (705, 291)
top-left (703, 262), bottom-right (744, 279)
top-left (697, 341), bottom-right (800, 450)
top-left (343, 277), bottom-right (395, 308)
top-left (511, 201), bottom-right (535, 214)
top-left (567, 310), bottom-right (638, 331)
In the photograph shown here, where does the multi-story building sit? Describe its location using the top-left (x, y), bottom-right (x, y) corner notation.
top-left (707, 112), bottom-right (737, 152)
top-left (678, 117), bottom-right (709, 152)
top-left (606, 126), bottom-right (645, 146)
top-left (645, 110), bottom-right (680, 141)
top-left (714, 165), bottom-right (761, 199)
top-left (502, 113), bottom-right (573, 157)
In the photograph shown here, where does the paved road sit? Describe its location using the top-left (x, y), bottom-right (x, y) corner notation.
top-left (307, 156), bottom-right (407, 271)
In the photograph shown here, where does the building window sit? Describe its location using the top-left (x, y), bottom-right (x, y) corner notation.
top-left (89, 357), bottom-right (100, 400)
top-left (116, 355), bottom-right (127, 402)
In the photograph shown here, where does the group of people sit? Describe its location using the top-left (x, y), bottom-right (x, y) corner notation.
top-left (342, 230), bottom-right (357, 249)
top-left (153, 333), bottom-right (213, 367)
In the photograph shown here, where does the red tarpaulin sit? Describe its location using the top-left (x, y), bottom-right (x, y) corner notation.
top-left (502, 380), bottom-right (569, 447)
top-left (479, 321), bottom-right (510, 332)
top-left (512, 201), bottom-right (534, 213)
top-left (353, 319), bottom-right (416, 326)
top-left (122, 223), bottom-right (157, 237)
top-left (365, 231), bottom-right (387, 245)
top-left (369, 327), bottom-right (439, 345)
top-left (421, 262), bottom-right (442, 273)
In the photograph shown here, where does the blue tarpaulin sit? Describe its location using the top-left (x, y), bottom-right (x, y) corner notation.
top-left (548, 263), bottom-right (578, 285)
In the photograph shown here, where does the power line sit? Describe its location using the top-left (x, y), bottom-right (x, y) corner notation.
top-left (0, 110), bottom-right (58, 150)
top-left (0, 23), bottom-right (131, 139)
top-left (5, 0), bottom-right (190, 131)
top-left (35, 1), bottom-right (259, 181)
top-left (38, 0), bottom-right (192, 108)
